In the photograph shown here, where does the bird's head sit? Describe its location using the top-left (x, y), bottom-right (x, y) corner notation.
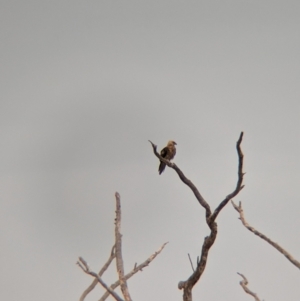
top-left (168, 140), bottom-right (177, 146)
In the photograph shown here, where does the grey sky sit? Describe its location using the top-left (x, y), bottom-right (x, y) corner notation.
top-left (1, 1), bottom-right (300, 300)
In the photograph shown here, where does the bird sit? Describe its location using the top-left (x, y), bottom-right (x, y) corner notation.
top-left (158, 140), bottom-right (177, 174)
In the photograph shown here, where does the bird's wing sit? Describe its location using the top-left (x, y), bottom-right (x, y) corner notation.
top-left (160, 147), bottom-right (169, 158)
top-left (172, 147), bottom-right (176, 158)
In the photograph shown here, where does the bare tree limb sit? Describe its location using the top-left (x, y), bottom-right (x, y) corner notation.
top-left (99, 242), bottom-right (168, 301)
top-left (115, 192), bottom-right (133, 301)
top-left (79, 245), bottom-right (116, 301)
top-left (79, 193), bottom-right (167, 301)
top-left (178, 223), bottom-right (218, 301)
top-left (237, 273), bottom-right (261, 301)
top-left (232, 200), bottom-right (300, 269)
top-left (77, 257), bottom-right (124, 301)
top-left (150, 132), bottom-right (245, 301)
top-left (209, 132), bottom-right (245, 224)
top-left (148, 140), bottom-right (211, 219)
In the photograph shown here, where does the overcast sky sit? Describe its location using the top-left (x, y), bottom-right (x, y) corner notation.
top-left (1, 1), bottom-right (300, 300)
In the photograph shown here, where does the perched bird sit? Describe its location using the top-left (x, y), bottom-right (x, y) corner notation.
top-left (158, 140), bottom-right (177, 174)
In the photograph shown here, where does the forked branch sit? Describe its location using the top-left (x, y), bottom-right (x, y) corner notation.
top-left (232, 200), bottom-right (300, 269)
top-left (150, 132), bottom-right (245, 301)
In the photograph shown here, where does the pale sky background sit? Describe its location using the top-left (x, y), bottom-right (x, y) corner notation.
top-left (1, 1), bottom-right (300, 300)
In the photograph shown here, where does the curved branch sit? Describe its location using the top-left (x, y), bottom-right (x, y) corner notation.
top-left (232, 200), bottom-right (300, 269)
top-left (148, 140), bottom-right (211, 219)
top-left (209, 132), bottom-right (245, 224)
top-left (237, 273), bottom-right (261, 301)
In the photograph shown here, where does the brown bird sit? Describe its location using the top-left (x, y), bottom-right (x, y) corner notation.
top-left (158, 140), bottom-right (177, 174)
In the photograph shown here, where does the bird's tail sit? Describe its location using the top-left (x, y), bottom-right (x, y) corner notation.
top-left (158, 161), bottom-right (166, 175)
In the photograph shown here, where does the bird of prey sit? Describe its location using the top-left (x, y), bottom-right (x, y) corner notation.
top-left (158, 140), bottom-right (177, 174)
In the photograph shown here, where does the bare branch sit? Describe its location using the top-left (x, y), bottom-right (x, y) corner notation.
top-left (232, 200), bottom-right (300, 269)
top-left (79, 192), bottom-right (167, 301)
top-left (99, 242), bottom-right (168, 301)
top-left (237, 273), bottom-right (261, 301)
top-left (149, 133), bottom-right (244, 301)
top-left (115, 192), bottom-right (133, 301)
top-left (188, 254), bottom-right (195, 272)
top-left (77, 257), bottom-right (124, 301)
top-left (209, 132), bottom-right (245, 224)
top-left (148, 140), bottom-right (211, 219)
top-left (79, 245), bottom-right (116, 301)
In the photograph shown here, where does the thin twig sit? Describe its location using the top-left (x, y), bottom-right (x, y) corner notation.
top-left (79, 245), bottom-right (116, 301)
top-left (115, 192), bottom-right (133, 301)
top-left (187, 254), bottom-right (195, 272)
top-left (99, 242), bottom-right (168, 301)
top-left (232, 200), bottom-right (300, 269)
top-left (77, 257), bottom-right (124, 301)
top-left (237, 273), bottom-right (261, 301)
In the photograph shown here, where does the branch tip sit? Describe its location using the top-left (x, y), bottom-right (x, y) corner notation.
top-left (237, 131), bottom-right (244, 143)
top-left (237, 272), bottom-right (261, 301)
top-left (148, 140), bottom-right (157, 149)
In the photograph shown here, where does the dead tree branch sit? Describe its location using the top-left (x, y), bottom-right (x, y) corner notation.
top-left (115, 192), bottom-right (133, 301)
top-left (79, 193), bottom-right (167, 301)
top-left (79, 245), bottom-right (116, 301)
top-left (232, 200), bottom-right (300, 269)
top-left (237, 273), bottom-right (261, 301)
top-left (178, 224), bottom-right (217, 301)
top-left (148, 140), bottom-right (211, 219)
top-left (77, 257), bottom-right (124, 301)
top-left (209, 132), bottom-right (244, 225)
top-left (150, 132), bottom-right (245, 301)
top-left (99, 242), bottom-right (168, 301)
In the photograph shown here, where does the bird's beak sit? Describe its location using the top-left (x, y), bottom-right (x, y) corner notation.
top-left (173, 141), bottom-right (177, 145)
